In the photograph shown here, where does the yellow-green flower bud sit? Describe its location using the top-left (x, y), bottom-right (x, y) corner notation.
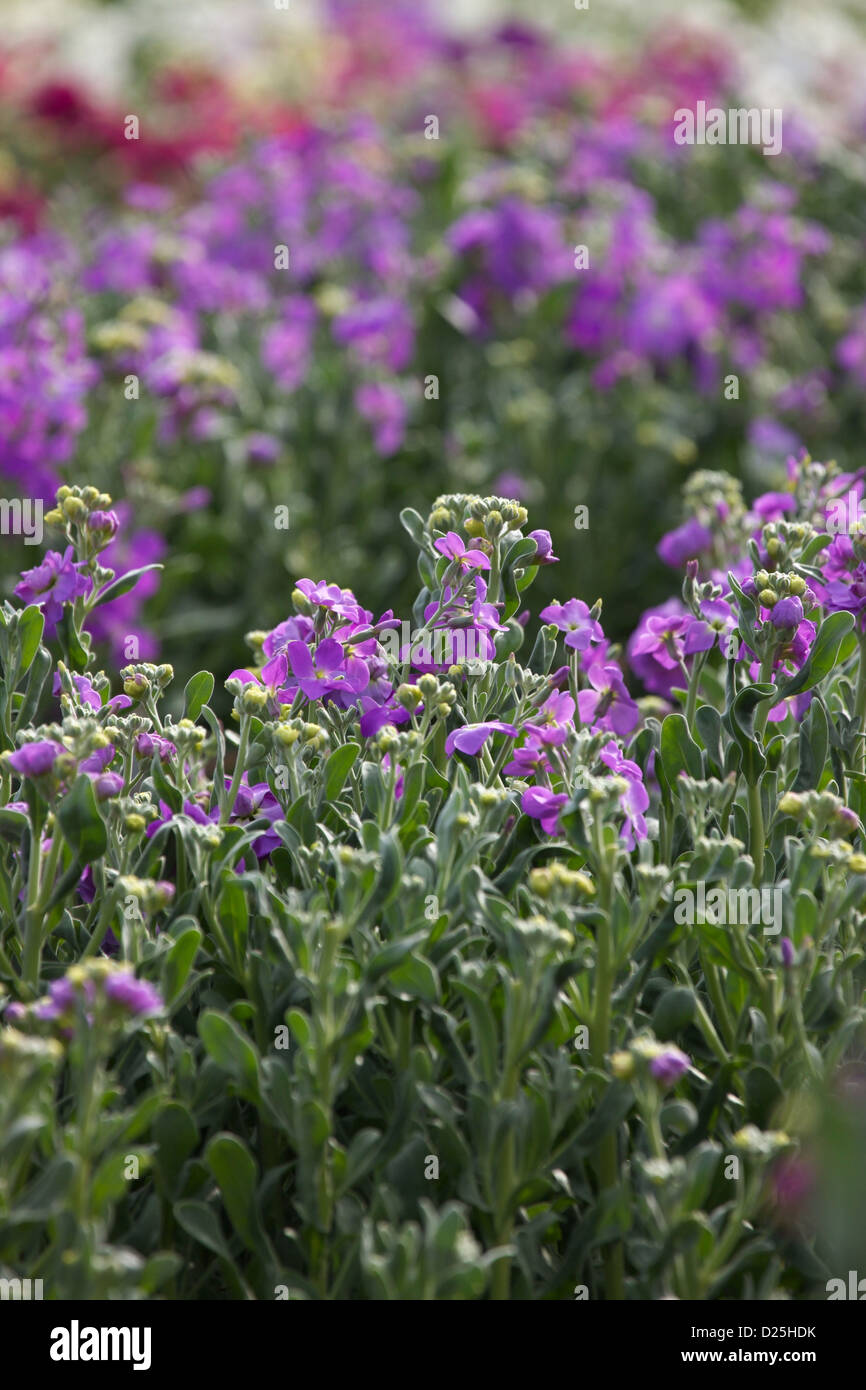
top-left (611, 1051), bottom-right (635, 1080)
top-left (241, 684), bottom-right (268, 713)
top-left (396, 683), bottom-right (422, 711)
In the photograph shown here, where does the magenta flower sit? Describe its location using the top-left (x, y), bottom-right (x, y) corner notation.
top-left (630, 613), bottom-right (690, 670)
top-left (228, 650), bottom-right (290, 699)
top-left (578, 664), bottom-right (640, 736)
top-left (92, 772), bottom-right (124, 800)
top-left (434, 532), bottom-right (491, 571)
top-left (262, 615), bottom-right (315, 657)
top-left (287, 638), bottom-right (369, 703)
top-left (684, 598), bottom-right (737, 656)
top-left (294, 580), bottom-right (369, 625)
top-left (540, 598), bottom-right (603, 652)
top-left (522, 786), bottom-right (568, 834)
top-left (358, 697), bottom-right (410, 738)
top-left (52, 671), bottom-right (132, 713)
top-left (771, 596), bottom-right (804, 630)
top-left (599, 740), bottom-right (649, 847)
top-left (444, 721), bottom-right (518, 756)
top-left (627, 599), bottom-right (688, 699)
top-left (355, 381), bottom-right (407, 456)
top-left (104, 972), bottom-right (163, 1017)
top-left (223, 777), bottom-right (283, 858)
top-left (650, 1047), bottom-right (690, 1087)
top-left (528, 530), bottom-right (559, 565)
top-left (135, 732), bottom-right (177, 761)
top-left (526, 691), bottom-right (575, 745)
top-left (86, 509), bottom-right (120, 541)
top-left (503, 735), bottom-right (553, 779)
top-left (657, 518), bottom-right (713, 569)
top-left (15, 547), bottom-right (91, 633)
top-left (6, 740), bottom-right (65, 778)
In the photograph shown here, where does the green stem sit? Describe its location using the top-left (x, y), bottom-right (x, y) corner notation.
top-left (590, 846), bottom-right (625, 1300)
top-left (855, 633), bottom-right (866, 776)
top-left (747, 780), bottom-right (764, 886)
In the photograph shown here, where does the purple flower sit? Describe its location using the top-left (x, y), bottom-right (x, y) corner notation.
top-left (434, 532), bottom-right (491, 571)
top-left (222, 777), bottom-right (283, 858)
top-left (78, 744), bottom-right (114, 774)
top-left (358, 697), bottom-right (410, 738)
top-left (780, 937), bottom-right (795, 969)
top-left (771, 596), bottom-right (804, 630)
top-left (51, 670), bottom-right (132, 713)
top-left (685, 598), bottom-right (737, 656)
top-left (14, 547), bottom-right (91, 634)
top-left (578, 663), bottom-right (641, 736)
top-left (245, 432), bottom-right (281, 465)
top-left (35, 975), bottom-right (87, 1021)
top-left (445, 721), bottom-right (518, 756)
top-left (539, 598), bottom-right (603, 652)
top-left (92, 772), bottom-right (124, 800)
top-left (262, 616), bottom-right (315, 657)
top-left (627, 599), bottom-right (688, 699)
top-left (86, 509), bottom-right (120, 541)
top-left (630, 613), bottom-right (690, 670)
top-left (650, 1047), bottom-right (690, 1087)
top-left (104, 972), bottom-right (163, 1017)
top-left (294, 580), bottom-right (368, 625)
top-left (657, 518), bottom-right (713, 569)
top-left (599, 740), bottom-right (649, 847)
top-left (229, 650), bottom-right (290, 701)
top-left (135, 732), bottom-right (177, 761)
top-left (528, 530), bottom-right (558, 565)
top-left (287, 637), bottom-right (369, 703)
top-left (355, 381), bottom-right (407, 456)
top-left (332, 296), bottom-right (414, 371)
top-left (503, 735), bottom-right (552, 779)
top-left (6, 740), bottom-right (64, 778)
top-left (521, 785), bottom-right (569, 835)
top-left (527, 691), bottom-right (575, 744)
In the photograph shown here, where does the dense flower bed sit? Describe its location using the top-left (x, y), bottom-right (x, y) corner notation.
top-left (3, 8), bottom-right (866, 684)
top-left (2, 472), bottom-right (866, 1299)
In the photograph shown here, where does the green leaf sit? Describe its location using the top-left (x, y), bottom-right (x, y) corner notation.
top-left (660, 713), bottom-right (704, 784)
top-left (389, 954), bottom-right (440, 1003)
top-left (323, 741), bottom-right (360, 801)
top-left (17, 605), bottom-right (45, 669)
top-left (776, 611), bottom-right (855, 699)
top-left (174, 1199), bottom-right (234, 1261)
top-left (793, 699), bottom-right (829, 792)
top-left (198, 1010), bottom-right (260, 1098)
top-left (201, 706), bottom-right (225, 794)
top-left (695, 705), bottom-right (723, 776)
top-left (453, 980), bottom-right (498, 1086)
top-left (162, 922), bottom-right (202, 1004)
top-left (92, 563), bottom-right (163, 610)
top-left (218, 877), bottom-right (249, 964)
top-left (14, 645), bottom-right (52, 730)
top-left (55, 775), bottom-right (107, 864)
top-left (399, 507), bottom-right (428, 547)
top-left (723, 683), bottom-right (775, 785)
top-left (57, 606), bottom-right (89, 672)
top-left (184, 671), bottom-right (214, 721)
top-left (154, 1102), bottom-right (200, 1197)
top-left (204, 1134), bottom-right (266, 1257)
